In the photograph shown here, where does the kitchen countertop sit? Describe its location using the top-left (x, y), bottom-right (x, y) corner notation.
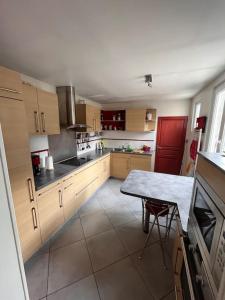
top-left (120, 170), bottom-right (194, 232)
top-left (34, 148), bottom-right (153, 191)
top-left (198, 152), bottom-right (225, 174)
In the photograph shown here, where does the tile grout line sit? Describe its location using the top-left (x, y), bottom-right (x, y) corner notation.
top-left (79, 214), bottom-right (103, 300)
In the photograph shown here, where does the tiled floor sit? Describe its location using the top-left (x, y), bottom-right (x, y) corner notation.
top-left (25, 178), bottom-right (176, 300)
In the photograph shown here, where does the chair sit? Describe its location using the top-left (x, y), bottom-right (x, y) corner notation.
top-left (139, 199), bottom-right (176, 268)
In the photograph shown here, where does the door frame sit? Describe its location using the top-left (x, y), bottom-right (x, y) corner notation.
top-left (155, 116), bottom-right (188, 174)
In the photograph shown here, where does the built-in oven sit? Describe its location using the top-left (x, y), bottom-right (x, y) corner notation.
top-left (189, 175), bottom-right (225, 296)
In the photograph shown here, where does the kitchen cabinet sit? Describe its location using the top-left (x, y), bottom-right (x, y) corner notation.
top-left (0, 66), bottom-right (22, 100)
top-left (126, 108), bottom-right (156, 132)
top-left (37, 181), bottom-right (64, 243)
top-left (129, 154), bottom-right (151, 171)
top-left (0, 95), bottom-right (42, 262)
top-left (111, 153), bottom-right (151, 179)
top-left (62, 174), bottom-right (77, 221)
top-left (23, 82), bottom-right (60, 135)
top-left (37, 89), bottom-right (60, 135)
top-left (98, 154), bottom-right (111, 185)
top-left (9, 165), bottom-right (42, 261)
top-left (0, 98), bottom-right (31, 170)
top-left (76, 104), bottom-right (101, 132)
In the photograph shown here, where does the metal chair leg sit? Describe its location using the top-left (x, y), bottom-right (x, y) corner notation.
top-left (166, 206), bottom-right (177, 239)
top-left (139, 216), bottom-right (156, 259)
top-left (156, 216), bottom-right (167, 269)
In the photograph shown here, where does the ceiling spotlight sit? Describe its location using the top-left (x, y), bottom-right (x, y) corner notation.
top-left (145, 74), bottom-right (152, 87)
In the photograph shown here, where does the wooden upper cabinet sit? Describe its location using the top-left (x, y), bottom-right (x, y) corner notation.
top-left (0, 97), bottom-right (30, 170)
top-left (76, 104), bottom-right (101, 132)
top-left (126, 108), bottom-right (156, 132)
top-left (22, 83), bottom-right (40, 134)
top-left (37, 89), bottom-right (60, 135)
top-left (0, 66), bottom-right (23, 100)
top-left (23, 82), bottom-right (60, 135)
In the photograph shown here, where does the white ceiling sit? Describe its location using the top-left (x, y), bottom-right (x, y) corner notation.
top-left (1, 0), bottom-right (225, 103)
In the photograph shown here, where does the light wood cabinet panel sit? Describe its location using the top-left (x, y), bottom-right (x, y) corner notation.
top-left (126, 108), bottom-right (156, 132)
top-left (75, 176), bottom-right (99, 206)
top-left (0, 66), bottom-right (22, 100)
top-left (22, 83), bottom-right (40, 134)
top-left (62, 176), bottom-right (77, 221)
top-left (9, 165), bottom-right (42, 261)
top-left (98, 155), bottom-right (110, 184)
top-left (111, 153), bottom-right (151, 179)
top-left (76, 104), bottom-right (101, 132)
top-left (111, 153), bottom-right (130, 179)
top-left (0, 97), bottom-right (30, 170)
top-left (37, 182), bottom-right (64, 243)
top-left (37, 89), bottom-right (60, 135)
top-left (129, 155), bottom-right (151, 172)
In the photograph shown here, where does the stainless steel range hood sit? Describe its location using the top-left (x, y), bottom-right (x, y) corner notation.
top-left (56, 86), bottom-right (89, 130)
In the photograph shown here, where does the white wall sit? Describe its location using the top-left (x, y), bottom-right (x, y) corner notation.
top-left (189, 70), bottom-right (225, 151)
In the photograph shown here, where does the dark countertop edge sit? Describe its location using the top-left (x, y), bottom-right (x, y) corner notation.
top-left (34, 149), bottom-right (153, 191)
top-left (35, 150), bottom-right (111, 191)
top-left (198, 152), bottom-right (225, 174)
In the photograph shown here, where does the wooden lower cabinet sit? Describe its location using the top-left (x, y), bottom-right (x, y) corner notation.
top-left (62, 175), bottom-right (78, 221)
top-left (111, 153), bottom-right (151, 179)
top-left (37, 182), bottom-right (64, 243)
top-left (9, 165), bottom-right (42, 262)
top-left (98, 154), bottom-right (110, 185)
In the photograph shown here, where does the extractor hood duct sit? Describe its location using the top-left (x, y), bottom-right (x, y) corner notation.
top-left (56, 86), bottom-right (89, 130)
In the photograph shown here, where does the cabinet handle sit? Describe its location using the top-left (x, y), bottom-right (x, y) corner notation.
top-left (27, 178), bottom-right (34, 202)
top-left (59, 189), bottom-right (63, 208)
top-left (34, 111), bottom-right (40, 133)
top-left (31, 207), bottom-right (38, 229)
top-left (0, 87), bottom-right (21, 94)
top-left (64, 182), bottom-right (73, 190)
top-left (41, 112), bottom-right (46, 133)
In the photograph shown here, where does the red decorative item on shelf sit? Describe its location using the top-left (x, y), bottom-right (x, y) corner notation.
top-left (195, 116), bottom-right (207, 132)
top-left (190, 140), bottom-right (198, 161)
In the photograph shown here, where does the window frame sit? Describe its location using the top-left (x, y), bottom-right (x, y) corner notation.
top-left (192, 101), bottom-right (202, 131)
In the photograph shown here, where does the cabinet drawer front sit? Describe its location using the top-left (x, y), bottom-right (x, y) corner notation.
top-left (0, 66), bottom-right (22, 100)
top-left (74, 162), bottom-right (99, 193)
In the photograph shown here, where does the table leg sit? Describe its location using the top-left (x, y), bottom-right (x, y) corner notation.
top-left (142, 199), bottom-right (150, 233)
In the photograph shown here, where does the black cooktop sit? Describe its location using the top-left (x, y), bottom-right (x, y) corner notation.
top-left (59, 157), bottom-right (93, 167)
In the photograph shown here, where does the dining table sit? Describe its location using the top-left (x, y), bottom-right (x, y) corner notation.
top-left (120, 170), bottom-right (194, 232)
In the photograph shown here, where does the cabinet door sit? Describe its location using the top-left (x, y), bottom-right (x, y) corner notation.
top-left (0, 66), bottom-right (22, 100)
top-left (9, 165), bottom-right (42, 262)
top-left (86, 105), bottom-right (95, 132)
top-left (111, 154), bottom-right (130, 179)
top-left (37, 89), bottom-right (60, 135)
top-left (75, 176), bottom-right (99, 207)
top-left (63, 176), bottom-right (78, 221)
top-left (0, 97), bottom-right (30, 170)
top-left (22, 83), bottom-right (41, 134)
top-left (94, 107), bottom-right (101, 131)
top-left (37, 182), bottom-right (64, 243)
top-left (130, 155), bottom-right (151, 172)
top-left (126, 109), bottom-right (146, 132)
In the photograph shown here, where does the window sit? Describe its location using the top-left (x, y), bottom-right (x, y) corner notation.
top-left (192, 102), bottom-right (201, 130)
top-left (208, 84), bottom-right (225, 153)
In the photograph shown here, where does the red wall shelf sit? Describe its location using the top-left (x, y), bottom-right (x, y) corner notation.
top-left (101, 110), bottom-right (125, 131)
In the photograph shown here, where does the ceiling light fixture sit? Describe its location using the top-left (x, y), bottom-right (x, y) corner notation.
top-left (145, 74), bottom-right (152, 87)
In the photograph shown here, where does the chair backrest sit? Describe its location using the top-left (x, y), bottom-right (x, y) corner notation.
top-left (145, 201), bottom-right (169, 217)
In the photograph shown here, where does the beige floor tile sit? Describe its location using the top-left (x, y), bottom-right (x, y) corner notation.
top-left (81, 211), bottom-right (112, 238)
top-left (95, 257), bottom-right (153, 300)
top-left (47, 275), bottom-right (100, 300)
top-left (86, 229), bottom-right (127, 271)
top-left (48, 240), bottom-right (92, 294)
top-left (131, 243), bottom-right (174, 299)
top-left (50, 218), bottom-right (84, 251)
top-left (105, 204), bottom-right (137, 226)
top-left (25, 253), bottom-right (49, 300)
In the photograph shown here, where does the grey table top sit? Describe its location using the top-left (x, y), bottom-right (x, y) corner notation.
top-left (120, 170), bottom-right (194, 231)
